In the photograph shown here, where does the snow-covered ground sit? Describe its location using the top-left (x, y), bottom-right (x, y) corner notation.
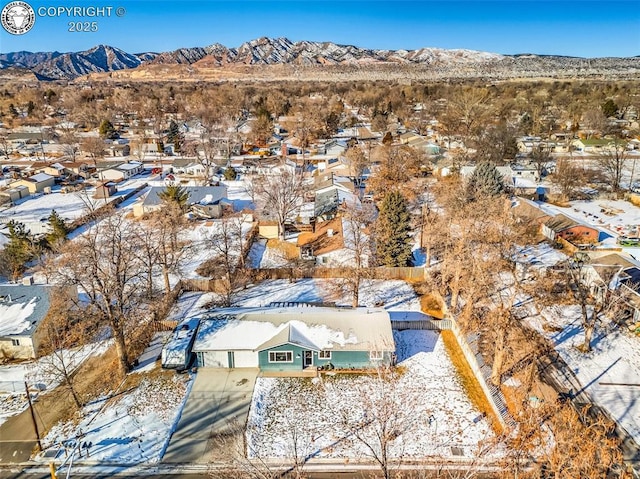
top-left (0, 190), bottom-right (109, 232)
top-left (39, 372), bottom-right (190, 465)
top-left (528, 305), bottom-right (640, 444)
top-left (247, 329), bottom-right (499, 461)
top-left (180, 218), bottom-right (255, 281)
top-left (231, 278), bottom-right (422, 313)
top-left (517, 243), bottom-right (640, 444)
top-left (0, 341), bottom-right (110, 426)
top-left (247, 238), bottom-right (292, 268)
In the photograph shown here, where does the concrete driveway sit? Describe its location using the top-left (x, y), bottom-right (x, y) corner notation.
top-left (162, 368), bottom-right (258, 464)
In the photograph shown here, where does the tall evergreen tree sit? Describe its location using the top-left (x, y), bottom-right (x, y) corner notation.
top-left (466, 161), bottom-right (507, 201)
top-left (98, 119), bottom-right (116, 139)
top-left (0, 220), bottom-right (34, 280)
top-left (166, 120), bottom-right (183, 153)
top-left (46, 209), bottom-right (69, 249)
top-left (158, 184), bottom-right (190, 211)
top-left (374, 191), bottom-right (413, 267)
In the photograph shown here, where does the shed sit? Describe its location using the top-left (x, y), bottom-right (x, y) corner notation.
top-left (93, 182), bottom-right (117, 199)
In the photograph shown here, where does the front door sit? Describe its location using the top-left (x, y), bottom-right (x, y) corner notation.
top-left (303, 350), bottom-right (313, 368)
top-left (227, 351), bottom-right (235, 368)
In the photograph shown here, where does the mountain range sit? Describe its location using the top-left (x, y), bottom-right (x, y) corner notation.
top-left (1, 37), bottom-right (638, 81)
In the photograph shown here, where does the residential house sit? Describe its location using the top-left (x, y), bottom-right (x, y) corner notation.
top-left (43, 163), bottom-right (66, 178)
top-left (99, 161), bottom-right (144, 182)
top-left (191, 306), bottom-right (395, 372)
top-left (572, 138), bottom-right (627, 153)
top-left (315, 188), bottom-right (360, 223)
top-left (107, 143), bottom-right (131, 157)
top-left (10, 173), bottom-right (55, 194)
top-left (542, 214), bottom-right (603, 245)
top-left (511, 163), bottom-right (540, 183)
top-left (133, 185), bottom-right (229, 218)
top-left (61, 162), bottom-right (92, 179)
top-left (0, 283), bottom-right (76, 360)
top-left (298, 216), bottom-right (370, 266)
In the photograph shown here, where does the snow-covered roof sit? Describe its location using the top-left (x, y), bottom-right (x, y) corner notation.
top-left (142, 186), bottom-right (228, 207)
top-left (0, 284), bottom-right (51, 337)
top-left (28, 173), bottom-right (54, 183)
top-left (118, 162), bottom-right (142, 171)
top-left (193, 306), bottom-right (394, 353)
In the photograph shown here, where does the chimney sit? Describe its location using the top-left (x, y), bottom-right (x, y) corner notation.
top-left (327, 229), bottom-right (334, 237)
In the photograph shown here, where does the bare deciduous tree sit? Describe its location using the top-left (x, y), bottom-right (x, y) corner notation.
top-left (54, 211), bottom-right (147, 376)
top-left (564, 253), bottom-right (625, 352)
top-left (204, 215), bottom-right (246, 307)
top-left (597, 138), bottom-right (628, 191)
top-left (37, 289), bottom-right (98, 409)
top-left (255, 170), bottom-right (305, 241)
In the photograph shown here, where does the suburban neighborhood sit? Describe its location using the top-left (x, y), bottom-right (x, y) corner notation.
top-left (0, 20), bottom-right (640, 479)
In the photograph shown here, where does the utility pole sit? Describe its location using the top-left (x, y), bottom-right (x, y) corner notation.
top-left (25, 381), bottom-right (42, 452)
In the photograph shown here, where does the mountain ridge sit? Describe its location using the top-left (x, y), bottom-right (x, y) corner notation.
top-left (1, 36), bottom-right (638, 81)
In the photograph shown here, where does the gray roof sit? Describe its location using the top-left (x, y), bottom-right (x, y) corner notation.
top-left (142, 186), bottom-right (228, 207)
top-left (0, 284), bottom-right (51, 338)
top-left (29, 173), bottom-right (54, 183)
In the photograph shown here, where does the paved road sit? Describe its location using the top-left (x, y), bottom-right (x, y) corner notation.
top-left (162, 368), bottom-right (259, 464)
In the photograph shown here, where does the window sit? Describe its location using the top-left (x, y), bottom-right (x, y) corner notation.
top-left (269, 351), bottom-right (293, 363)
top-left (370, 350), bottom-right (384, 361)
top-left (11, 339), bottom-right (20, 346)
top-left (319, 350), bottom-right (331, 360)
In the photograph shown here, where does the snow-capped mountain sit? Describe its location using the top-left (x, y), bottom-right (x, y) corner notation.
top-left (1, 37), bottom-right (637, 81)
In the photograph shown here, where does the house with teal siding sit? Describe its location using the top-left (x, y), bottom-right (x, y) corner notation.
top-left (192, 306), bottom-right (395, 372)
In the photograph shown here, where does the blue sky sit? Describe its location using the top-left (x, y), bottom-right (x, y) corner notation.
top-left (1, 1), bottom-right (638, 57)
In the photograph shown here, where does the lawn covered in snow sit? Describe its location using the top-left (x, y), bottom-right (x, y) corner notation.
top-left (231, 278), bottom-right (423, 313)
top-left (247, 329), bottom-right (498, 461)
top-left (40, 372), bottom-right (190, 464)
top-left (518, 242), bottom-right (640, 444)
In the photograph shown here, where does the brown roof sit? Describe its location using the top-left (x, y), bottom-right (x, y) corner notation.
top-left (545, 214), bottom-right (584, 233)
top-left (297, 218), bottom-right (344, 256)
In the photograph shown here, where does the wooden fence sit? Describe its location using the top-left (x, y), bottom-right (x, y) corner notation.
top-left (181, 266), bottom-right (427, 293)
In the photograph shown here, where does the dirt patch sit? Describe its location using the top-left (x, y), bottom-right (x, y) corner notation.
top-left (420, 293), bottom-right (445, 319)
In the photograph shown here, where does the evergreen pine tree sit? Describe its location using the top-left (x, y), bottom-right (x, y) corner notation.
top-left (46, 209), bottom-right (69, 248)
top-left (223, 168), bottom-right (237, 181)
top-left (166, 120), bottom-right (183, 153)
top-left (158, 184), bottom-right (190, 211)
top-left (374, 191), bottom-right (413, 267)
top-left (0, 220), bottom-right (34, 280)
top-left (98, 119), bottom-right (116, 139)
top-left (466, 161), bottom-right (507, 201)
